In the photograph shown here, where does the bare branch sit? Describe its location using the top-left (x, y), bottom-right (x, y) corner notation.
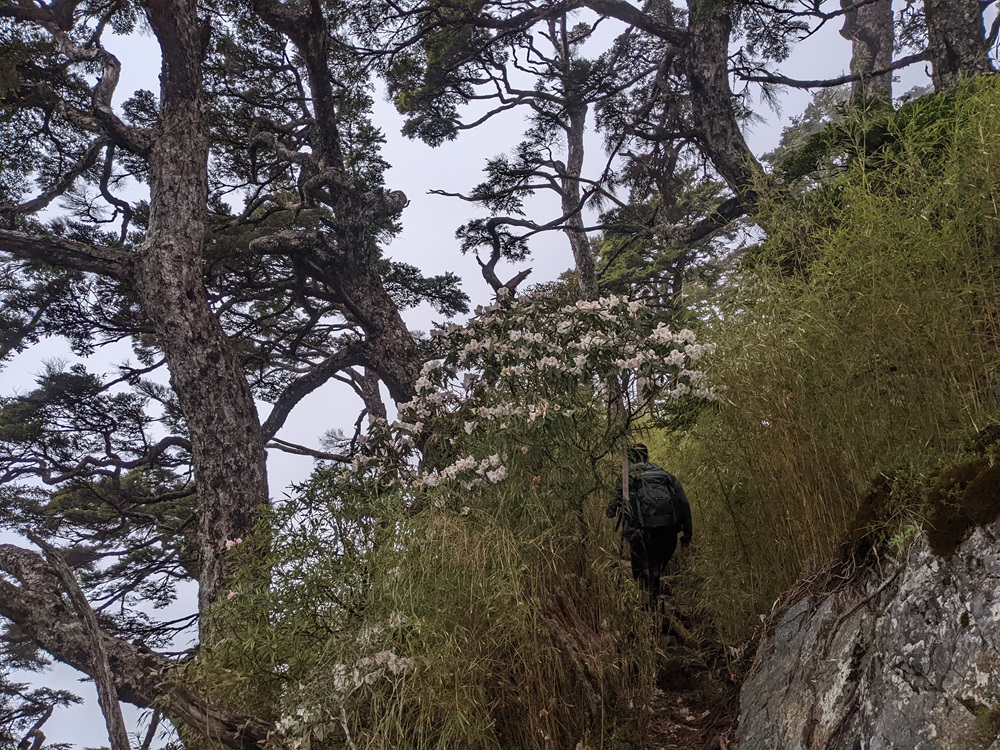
top-left (28, 535), bottom-right (131, 750)
top-left (99, 144), bottom-right (135, 243)
top-left (0, 230), bottom-right (132, 279)
top-left (5, 8), bottom-right (153, 155)
top-left (474, 238), bottom-right (505, 294)
top-left (581, 0), bottom-right (686, 45)
top-left (262, 345), bottom-right (365, 440)
top-left (3, 435), bottom-right (191, 486)
top-left (743, 0), bottom-right (899, 23)
top-left (358, 367), bottom-right (387, 423)
top-left (266, 437), bottom-right (349, 461)
top-left (677, 195), bottom-right (748, 244)
top-left (501, 267), bottom-right (533, 295)
top-left (138, 710), bottom-right (162, 750)
top-left (16, 704), bottom-right (52, 750)
top-left (0, 286), bottom-right (64, 361)
top-left (0, 138), bottom-right (107, 216)
top-left (249, 228), bottom-right (320, 256)
top-left (736, 50), bottom-right (928, 88)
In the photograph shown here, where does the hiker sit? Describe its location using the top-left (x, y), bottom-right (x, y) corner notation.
top-left (607, 443), bottom-right (693, 598)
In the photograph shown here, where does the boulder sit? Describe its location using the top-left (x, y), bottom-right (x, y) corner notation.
top-left (737, 520), bottom-right (1000, 749)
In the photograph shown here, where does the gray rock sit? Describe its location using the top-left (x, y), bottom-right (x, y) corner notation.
top-left (737, 519), bottom-right (1000, 749)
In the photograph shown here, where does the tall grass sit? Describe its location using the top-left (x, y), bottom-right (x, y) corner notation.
top-left (204, 417), bottom-right (656, 749)
top-left (661, 77), bottom-right (1000, 644)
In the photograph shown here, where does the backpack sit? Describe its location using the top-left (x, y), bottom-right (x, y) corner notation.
top-left (628, 465), bottom-right (681, 529)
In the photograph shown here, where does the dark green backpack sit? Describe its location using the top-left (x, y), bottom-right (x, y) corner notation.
top-left (628, 465), bottom-right (681, 529)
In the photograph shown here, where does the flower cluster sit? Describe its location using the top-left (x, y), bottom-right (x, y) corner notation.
top-left (271, 622), bottom-right (413, 749)
top-left (328, 648), bottom-right (415, 693)
top-left (407, 294), bottom-right (717, 408)
top-left (329, 293), bottom-right (717, 497)
top-left (416, 453), bottom-right (506, 489)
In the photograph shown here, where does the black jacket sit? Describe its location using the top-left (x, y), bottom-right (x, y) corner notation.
top-left (607, 462), bottom-right (693, 542)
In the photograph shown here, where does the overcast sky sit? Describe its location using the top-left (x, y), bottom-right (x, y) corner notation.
top-left (3, 7), bottom-right (935, 746)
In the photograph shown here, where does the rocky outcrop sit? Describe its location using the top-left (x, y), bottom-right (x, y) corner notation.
top-left (737, 519), bottom-right (1000, 749)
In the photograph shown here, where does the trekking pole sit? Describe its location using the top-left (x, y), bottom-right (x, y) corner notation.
top-left (620, 440), bottom-right (629, 563)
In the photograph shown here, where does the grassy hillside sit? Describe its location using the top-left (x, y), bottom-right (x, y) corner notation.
top-left (654, 76), bottom-right (1000, 645)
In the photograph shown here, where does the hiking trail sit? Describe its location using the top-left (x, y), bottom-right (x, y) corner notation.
top-left (642, 568), bottom-right (741, 750)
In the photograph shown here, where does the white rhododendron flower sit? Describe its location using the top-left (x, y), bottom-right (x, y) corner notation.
top-left (664, 349), bottom-right (686, 367)
top-left (330, 293), bottom-right (717, 494)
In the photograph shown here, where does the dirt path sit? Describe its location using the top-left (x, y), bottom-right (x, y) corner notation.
top-left (641, 587), bottom-right (741, 749)
top-left (646, 686), bottom-right (717, 748)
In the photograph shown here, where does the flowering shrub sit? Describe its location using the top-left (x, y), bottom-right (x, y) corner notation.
top-left (215, 290), bottom-right (718, 749)
top-left (335, 292), bottom-right (716, 497)
top-left (271, 642), bottom-right (414, 750)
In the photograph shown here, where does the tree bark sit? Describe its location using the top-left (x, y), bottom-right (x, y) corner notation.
top-left (300, 239), bottom-right (422, 404)
top-left (360, 367), bottom-right (388, 423)
top-left (684, 0), bottom-right (763, 210)
top-left (254, 0), bottom-right (423, 404)
top-left (839, 0), bottom-right (894, 103)
top-left (32, 538), bottom-right (131, 750)
top-left (0, 229), bottom-right (130, 278)
top-left (563, 100), bottom-right (600, 301)
top-left (924, 0), bottom-right (993, 90)
top-left (134, 0), bottom-right (269, 621)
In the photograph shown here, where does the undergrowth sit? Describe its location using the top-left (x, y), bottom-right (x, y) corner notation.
top-left (192, 293), bottom-right (720, 749)
top-left (653, 76), bottom-right (1000, 646)
top-left (194, 444), bottom-right (657, 749)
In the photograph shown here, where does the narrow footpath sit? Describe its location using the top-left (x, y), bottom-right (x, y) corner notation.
top-left (642, 574), bottom-right (741, 750)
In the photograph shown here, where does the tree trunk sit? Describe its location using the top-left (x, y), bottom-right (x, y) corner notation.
top-left (684, 0), bottom-right (764, 210)
top-left (839, 0), bottom-right (894, 103)
top-left (924, 0), bottom-right (993, 90)
top-left (135, 0), bottom-right (269, 623)
top-left (361, 368), bottom-right (388, 423)
top-left (301, 238), bottom-right (422, 405)
top-left (563, 101), bottom-right (599, 301)
top-left (254, 0), bottom-right (424, 404)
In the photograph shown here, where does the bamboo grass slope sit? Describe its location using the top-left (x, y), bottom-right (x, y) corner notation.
top-left (659, 76), bottom-right (1000, 646)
